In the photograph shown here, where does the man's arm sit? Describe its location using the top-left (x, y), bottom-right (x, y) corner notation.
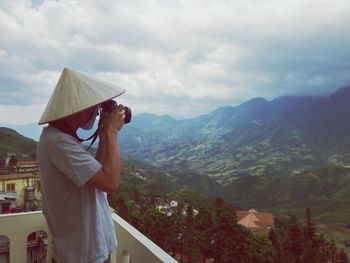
top-left (95, 132), bottom-right (106, 164)
top-left (88, 105), bottom-right (125, 193)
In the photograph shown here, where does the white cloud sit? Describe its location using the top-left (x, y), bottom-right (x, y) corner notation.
top-left (0, 0), bottom-right (350, 123)
top-left (0, 104), bottom-right (46, 124)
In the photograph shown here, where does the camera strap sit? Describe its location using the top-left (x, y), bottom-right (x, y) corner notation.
top-left (51, 120), bottom-right (99, 151)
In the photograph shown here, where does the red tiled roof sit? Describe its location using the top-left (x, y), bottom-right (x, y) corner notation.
top-left (237, 209), bottom-right (274, 232)
top-left (16, 161), bottom-right (38, 167)
top-left (0, 172), bottom-right (39, 180)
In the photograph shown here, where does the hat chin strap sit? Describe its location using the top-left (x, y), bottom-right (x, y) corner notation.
top-left (51, 119), bottom-right (100, 151)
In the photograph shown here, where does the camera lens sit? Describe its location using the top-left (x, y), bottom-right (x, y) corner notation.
top-left (124, 106), bottom-right (132, 124)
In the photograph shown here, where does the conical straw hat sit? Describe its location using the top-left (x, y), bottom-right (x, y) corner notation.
top-left (38, 68), bottom-right (125, 124)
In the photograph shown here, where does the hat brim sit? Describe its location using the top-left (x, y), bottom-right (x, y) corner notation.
top-left (42, 91), bottom-right (125, 125)
top-left (38, 68), bottom-right (126, 125)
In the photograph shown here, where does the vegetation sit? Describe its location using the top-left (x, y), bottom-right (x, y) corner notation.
top-left (120, 86), bottom-right (350, 183)
top-left (109, 189), bottom-right (349, 263)
top-left (2, 121), bottom-right (350, 260)
top-left (119, 158), bottom-right (350, 225)
top-left (223, 165), bottom-right (350, 223)
top-left (0, 127), bottom-right (37, 165)
top-left (270, 208), bottom-right (349, 263)
top-left (109, 159), bottom-right (350, 258)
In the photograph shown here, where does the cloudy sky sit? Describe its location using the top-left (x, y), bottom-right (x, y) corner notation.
top-left (0, 0), bottom-right (350, 124)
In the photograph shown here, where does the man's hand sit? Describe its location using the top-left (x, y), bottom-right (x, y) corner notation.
top-left (89, 104), bottom-right (125, 193)
top-left (99, 104), bottom-right (125, 140)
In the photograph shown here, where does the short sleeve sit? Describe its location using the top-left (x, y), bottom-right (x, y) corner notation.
top-left (49, 137), bottom-right (102, 187)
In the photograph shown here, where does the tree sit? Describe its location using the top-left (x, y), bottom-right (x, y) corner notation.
top-left (126, 200), bottom-right (141, 229)
top-left (133, 189), bottom-right (142, 203)
top-left (302, 208), bottom-right (319, 263)
top-left (269, 228), bottom-right (283, 263)
top-left (287, 216), bottom-right (303, 263)
top-left (244, 234), bottom-right (274, 263)
top-left (195, 208), bottom-right (215, 262)
top-left (338, 250), bottom-right (349, 263)
top-left (182, 205), bottom-right (201, 263)
top-left (8, 154), bottom-right (17, 170)
top-left (165, 213), bottom-right (184, 258)
top-left (115, 196), bottom-right (129, 220)
top-left (212, 198), bottom-right (248, 263)
top-left (140, 207), bottom-right (169, 248)
top-left (304, 208), bottom-right (316, 241)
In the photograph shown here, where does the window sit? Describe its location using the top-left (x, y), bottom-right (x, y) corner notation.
top-left (6, 183), bottom-right (15, 192)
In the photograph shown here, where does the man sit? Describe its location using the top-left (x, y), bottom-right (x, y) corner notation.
top-left (37, 68), bottom-right (126, 263)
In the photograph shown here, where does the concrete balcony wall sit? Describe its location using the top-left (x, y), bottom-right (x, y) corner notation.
top-left (0, 211), bottom-right (178, 263)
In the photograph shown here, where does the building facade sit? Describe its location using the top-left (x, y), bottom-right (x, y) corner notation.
top-left (0, 161), bottom-right (41, 214)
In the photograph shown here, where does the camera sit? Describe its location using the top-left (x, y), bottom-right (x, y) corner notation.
top-left (101, 100), bottom-right (132, 124)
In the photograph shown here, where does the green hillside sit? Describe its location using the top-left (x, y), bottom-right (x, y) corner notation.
top-left (0, 127), bottom-right (37, 165)
top-left (1, 127), bottom-right (349, 254)
top-left (223, 165), bottom-right (350, 223)
top-left (119, 157), bottom-right (179, 197)
top-left (120, 86), bottom-right (350, 183)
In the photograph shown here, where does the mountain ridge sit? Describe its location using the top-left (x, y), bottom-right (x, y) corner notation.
top-left (3, 85), bottom-right (349, 142)
top-left (0, 127), bottom-right (37, 165)
top-left (2, 84), bottom-right (350, 183)
top-left (2, 107), bottom-right (350, 223)
top-left (119, 85), bottom-right (350, 183)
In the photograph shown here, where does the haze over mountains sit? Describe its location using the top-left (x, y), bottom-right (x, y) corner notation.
top-left (2, 85), bottom-right (350, 184)
top-left (119, 84), bottom-right (350, 222)
top-left (2, 85), bottom-right (350, 222)
top-left (120, 85), bottom-right (350, 183)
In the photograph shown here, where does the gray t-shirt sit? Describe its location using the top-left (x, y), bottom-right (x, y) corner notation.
top-left (37, 126), bottom-right (117, 263)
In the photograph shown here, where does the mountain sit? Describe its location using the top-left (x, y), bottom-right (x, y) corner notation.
top-left (3, 85), bottom-right (350, 183)
top-left (0, 127), bottom-right (38, 164)
top-left (0, 123), bottom-right (43, 141)
top-left (0, 127), bottom-right (185, 196)
top-left (222, 165), bottom-right (350, 223)
top-left (2, 126), bottom-right (350, 224)
top-left (119, 85), bottom-right (350, 184)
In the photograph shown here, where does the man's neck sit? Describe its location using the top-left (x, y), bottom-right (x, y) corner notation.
top-left (65, 118), bottom-right (80, 132)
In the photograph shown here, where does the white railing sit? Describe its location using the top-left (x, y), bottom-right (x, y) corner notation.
top-left (0, 211), bottom-right (178, 263)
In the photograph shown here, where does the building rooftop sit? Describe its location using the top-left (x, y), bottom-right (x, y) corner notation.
top-left (0, 171), bottom-right (39, 180)
top-left (237, 209), bottom-right (274, 234)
